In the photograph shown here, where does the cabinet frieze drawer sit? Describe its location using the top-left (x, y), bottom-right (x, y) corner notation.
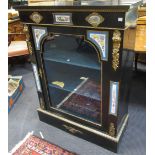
top-left (19, 10), bottom-right (128, 29)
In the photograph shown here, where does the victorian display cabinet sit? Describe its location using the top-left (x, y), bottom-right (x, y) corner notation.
top-left (15, 1), bottom-right (139, 152)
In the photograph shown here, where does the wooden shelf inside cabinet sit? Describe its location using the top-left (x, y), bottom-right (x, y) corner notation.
top-left (43, 35), bottom-right (100, 71)
top-left (44, 51), bottom-right (100, 71)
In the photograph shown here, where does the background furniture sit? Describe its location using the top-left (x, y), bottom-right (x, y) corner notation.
top-left (15, 1), bottom-right (138, 152)
top-left (124, 5), bottom-right (146, 71)
top-left (8, 41), bottom-right (28, 57)
top-left (8, 0), bottom-right (28, 8)
top-left (8, 16), bottom-right (29, 65)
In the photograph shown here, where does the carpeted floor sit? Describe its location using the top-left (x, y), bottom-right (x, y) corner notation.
top-left (8, 63), bottom-right (146, 155)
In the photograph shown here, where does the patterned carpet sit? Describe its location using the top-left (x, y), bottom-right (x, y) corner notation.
top-left (10, 133), bottom-right (76, 155)
top-left (8, 63), bottom-right (146, 155)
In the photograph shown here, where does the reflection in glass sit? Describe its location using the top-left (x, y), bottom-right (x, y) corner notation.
top-left (43, 34), bottom-right (101, 124)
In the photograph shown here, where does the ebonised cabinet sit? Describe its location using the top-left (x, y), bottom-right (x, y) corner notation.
top-left (15, 2), bottom-right (138, 152)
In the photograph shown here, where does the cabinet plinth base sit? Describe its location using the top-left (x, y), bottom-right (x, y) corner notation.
top-left (37, 108), bottom-right (128, 153)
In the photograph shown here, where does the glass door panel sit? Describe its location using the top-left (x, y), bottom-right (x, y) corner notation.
top-left (43, 34), bottom-right (101, 124)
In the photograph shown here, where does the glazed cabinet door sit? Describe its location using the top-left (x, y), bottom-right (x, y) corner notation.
top-left (42, 34), bottom-right (102, 125)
